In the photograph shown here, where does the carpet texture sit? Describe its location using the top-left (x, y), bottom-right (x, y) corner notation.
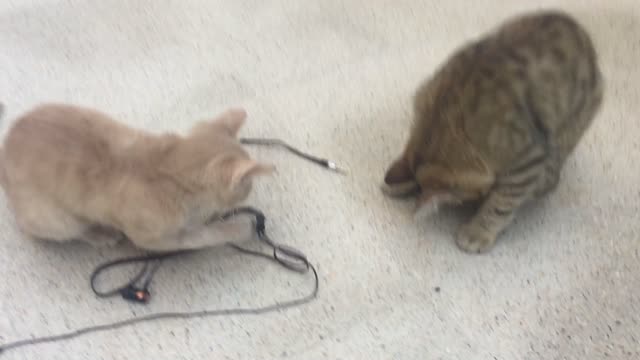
top-left (0, 1), bottom-right (638, 359)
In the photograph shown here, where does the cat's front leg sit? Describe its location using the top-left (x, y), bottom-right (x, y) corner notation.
top-left (177, 215), bottom-right (256, 250)
top-left (83, 225), bottom-right (127, 248)
top-left (456, 222), bottom-right (498, 254)
top-left (456, 182), bottom-right (532, 253)
top-left (133, 215), bottom-right (256, 252)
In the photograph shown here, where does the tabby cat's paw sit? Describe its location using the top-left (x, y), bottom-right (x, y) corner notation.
top-left (455, 225), bottom-right (496, 254)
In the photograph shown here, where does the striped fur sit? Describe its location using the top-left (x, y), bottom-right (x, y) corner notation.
top-left (383, 10), bottom-right (604, 253)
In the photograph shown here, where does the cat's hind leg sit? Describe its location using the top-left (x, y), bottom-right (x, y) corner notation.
top-left (533, 93), bottom-right (601, 199)
top-left (534, 79), bottom-right (603, 200)
top-left (9, 189), bottom-right (124, 247)
top-left (533, 157), bottom-right (561, 198)
top-left (11, 194), bottom-right (88, 243)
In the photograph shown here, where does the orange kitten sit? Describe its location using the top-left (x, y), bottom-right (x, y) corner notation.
top-left (0, 103), bottom-right (274, 251)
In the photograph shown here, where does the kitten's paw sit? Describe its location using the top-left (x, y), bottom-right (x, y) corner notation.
top-left (455, 225), bottom-right (496, 254)
top-left (87, 236), bottom-right (123, 248)
top-left (85, 229), bottom-right (126, 248)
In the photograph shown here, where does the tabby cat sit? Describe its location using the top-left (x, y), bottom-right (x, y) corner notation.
top-left (382, 10), bottom-right (604, 253)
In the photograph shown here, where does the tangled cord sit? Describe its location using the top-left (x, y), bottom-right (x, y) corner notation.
top-left (0, 137), bottom-right (341, 355)
top-left (0, 209), bottom-right (318, 355)
top-left (89, 207), bottom-right (312, 304)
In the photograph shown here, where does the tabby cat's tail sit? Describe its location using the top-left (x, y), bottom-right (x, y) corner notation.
top-left (0, 103), bottom-right (7, 188)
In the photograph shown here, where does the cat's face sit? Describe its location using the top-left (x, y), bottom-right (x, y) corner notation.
top-left (382, 154), bottom-right (459, 213)
top-left (382, 149), bottom-right (488, 214)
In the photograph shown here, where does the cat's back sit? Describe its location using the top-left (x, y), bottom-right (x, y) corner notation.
top-left (493, 10), bottom-right (600, 81)
top-left (467, 11), bottom-right (602, 156)
top-left (496, 10), bottom-right (592, 45)
top-left (5, 103), bottom-right (130, 160)
top-left (443, 10), bottom-right (600, 108)
top-left (2, 104), bottom-right (136, 186)
top-left (413, 10), bottom-right (602, 168)
top-left (418, 11), bottom-right (600, 109)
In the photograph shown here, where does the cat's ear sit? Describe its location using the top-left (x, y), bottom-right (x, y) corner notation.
top-left (384, 156), bottom-right (413, 185)
top-left (214, 108), bottom-right (247, 137)
top-left (229, 158), bottom-right (275, 187)
top-left (382, 155), bottom-right (419, 197)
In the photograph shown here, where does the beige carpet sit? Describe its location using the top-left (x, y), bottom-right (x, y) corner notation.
top-left (0, 0), bottom-right (638, 359)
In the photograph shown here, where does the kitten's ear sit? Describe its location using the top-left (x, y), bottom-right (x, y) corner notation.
top-left (384, 156), bottom-right (413, 185)
top-left (382, 155), bottom-right (419, 197)
top-left (214, 108), bottom-right (247, 137)
top-left (230, 158), bottom-right (276, 187)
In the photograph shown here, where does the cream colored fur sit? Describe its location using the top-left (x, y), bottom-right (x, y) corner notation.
top-left (0, 103), bottom-right (274, 251)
